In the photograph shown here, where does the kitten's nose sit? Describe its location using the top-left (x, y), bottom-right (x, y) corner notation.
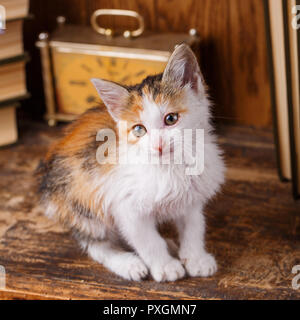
top-left (154, 145), bottom-right (163, 155)
top-left (154, 137), bottom-right (163, 155)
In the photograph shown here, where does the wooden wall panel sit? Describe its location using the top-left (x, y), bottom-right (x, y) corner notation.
top-left (24, 0), bottom-right (272, 127)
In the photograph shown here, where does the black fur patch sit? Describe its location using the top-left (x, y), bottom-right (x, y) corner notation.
top-left (126, 73), bottom-right (163, 99)
top-left (71, 227), bottom-right (102, 245)
top-left (37, 154), bottom-right (72, 200)
top-left (70, 200), bottom-right (94, 219)
top-left (75, 135), bottom-right (99, 172)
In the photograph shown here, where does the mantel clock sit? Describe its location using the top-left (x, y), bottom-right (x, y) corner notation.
top-left (36, 9), bottom-right (200, 126)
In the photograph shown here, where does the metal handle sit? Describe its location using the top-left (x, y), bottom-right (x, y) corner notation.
top-left (91, 9), bottom-right (144, 38)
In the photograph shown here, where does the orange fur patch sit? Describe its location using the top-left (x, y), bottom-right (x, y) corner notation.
top-left (43, 106), bottom-right (117, 232)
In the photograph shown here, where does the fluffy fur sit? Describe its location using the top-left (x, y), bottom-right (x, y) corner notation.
top-left (36, 44), bottom-right (225, 282)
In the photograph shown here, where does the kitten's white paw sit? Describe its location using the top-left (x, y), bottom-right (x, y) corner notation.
top-left (150, 259), bottom-right (185, 282)
top-left (118, 253), bottom-right (148, 281)
top-left (182, 253), bottom-right (217, 277)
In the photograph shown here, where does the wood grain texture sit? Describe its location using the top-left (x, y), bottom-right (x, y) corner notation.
top-left (24, 0), bottom-right (272, 127)
top-left (0, 119), bottom-right (299, 300)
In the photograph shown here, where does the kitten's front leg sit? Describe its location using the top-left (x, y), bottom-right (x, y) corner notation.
top-left (116, 210), bottom-right (185, 282)
top-left (176, 205), bottom-right (217, 277)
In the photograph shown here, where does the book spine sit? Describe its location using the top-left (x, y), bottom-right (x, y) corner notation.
top-left (282, 0), bottom-right (300, 199)
top-left (0, 93), bottom-right (30, 109)
top-left (0, 52), bottom-right (30, 66)
top-left (263, 0), bottom-right (288, 182)
top-left (6, 14), bottom-right (34, 23)
top-left (296, 0), bottom-right (300, 198)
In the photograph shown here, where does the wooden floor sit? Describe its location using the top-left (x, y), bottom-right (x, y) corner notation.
top-left (0, 119), bottom-right (299, 300)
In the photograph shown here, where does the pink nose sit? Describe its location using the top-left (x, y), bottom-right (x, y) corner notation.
top-left (154, 137), bottom-right (163, 155)
top-left (156, 146), bottom-right (162, 155)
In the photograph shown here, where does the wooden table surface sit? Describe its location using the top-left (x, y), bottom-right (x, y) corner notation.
top-left (0, 120), bottom-right (299, 300)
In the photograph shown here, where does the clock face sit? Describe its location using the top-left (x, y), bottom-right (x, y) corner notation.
top-left (52, 50), bottom-right (168, 115)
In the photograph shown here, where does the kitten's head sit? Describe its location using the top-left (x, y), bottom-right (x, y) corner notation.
top-left (91, 44), bottom-right (211, 163)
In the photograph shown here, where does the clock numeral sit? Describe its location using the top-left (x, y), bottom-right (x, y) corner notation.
top-left (135, 70), bottom-right (146, 77)
top-left (81, 64), bottom-right (92, 73)
top-left (86, 95), bottom-right (97, 103)
top-left (110, 58), bottom-right (116, 66)
top-left (69, 80), bottom-right (87, 86)
top-left (123, 60), bottom-right (129, 70)
top-left (121, 75), bottom-right (131, 83)
top-left (96, 58), bottom-right (103, 67)
top-left (107, 70), bottom-right (119, 76)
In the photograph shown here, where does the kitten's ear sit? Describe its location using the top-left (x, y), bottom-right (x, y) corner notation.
top-left (91, 78), bottom-right (129, 121)
top-left (162, 43), bottom-right (204, 93)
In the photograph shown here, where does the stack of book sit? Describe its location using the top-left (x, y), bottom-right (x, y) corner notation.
top-left (0, 0), bottom-right (30, 146)
top-left (264, 0), bottom-right (300, 199)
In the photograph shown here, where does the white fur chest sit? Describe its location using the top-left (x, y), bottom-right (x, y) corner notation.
top-left (100, 141), bottom-right (225, 221)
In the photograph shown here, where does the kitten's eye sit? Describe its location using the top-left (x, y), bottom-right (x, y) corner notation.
top-left (164, 113), bottom-right (179, 126)
top-left (132, 124), bottom-right (147, 137)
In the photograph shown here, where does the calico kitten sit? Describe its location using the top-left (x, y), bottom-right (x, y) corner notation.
top-left (37, 44), bottom-right (225, 282)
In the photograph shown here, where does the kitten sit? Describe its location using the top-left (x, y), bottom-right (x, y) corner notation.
top-left (37, 44), bottom-right (225, 282)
